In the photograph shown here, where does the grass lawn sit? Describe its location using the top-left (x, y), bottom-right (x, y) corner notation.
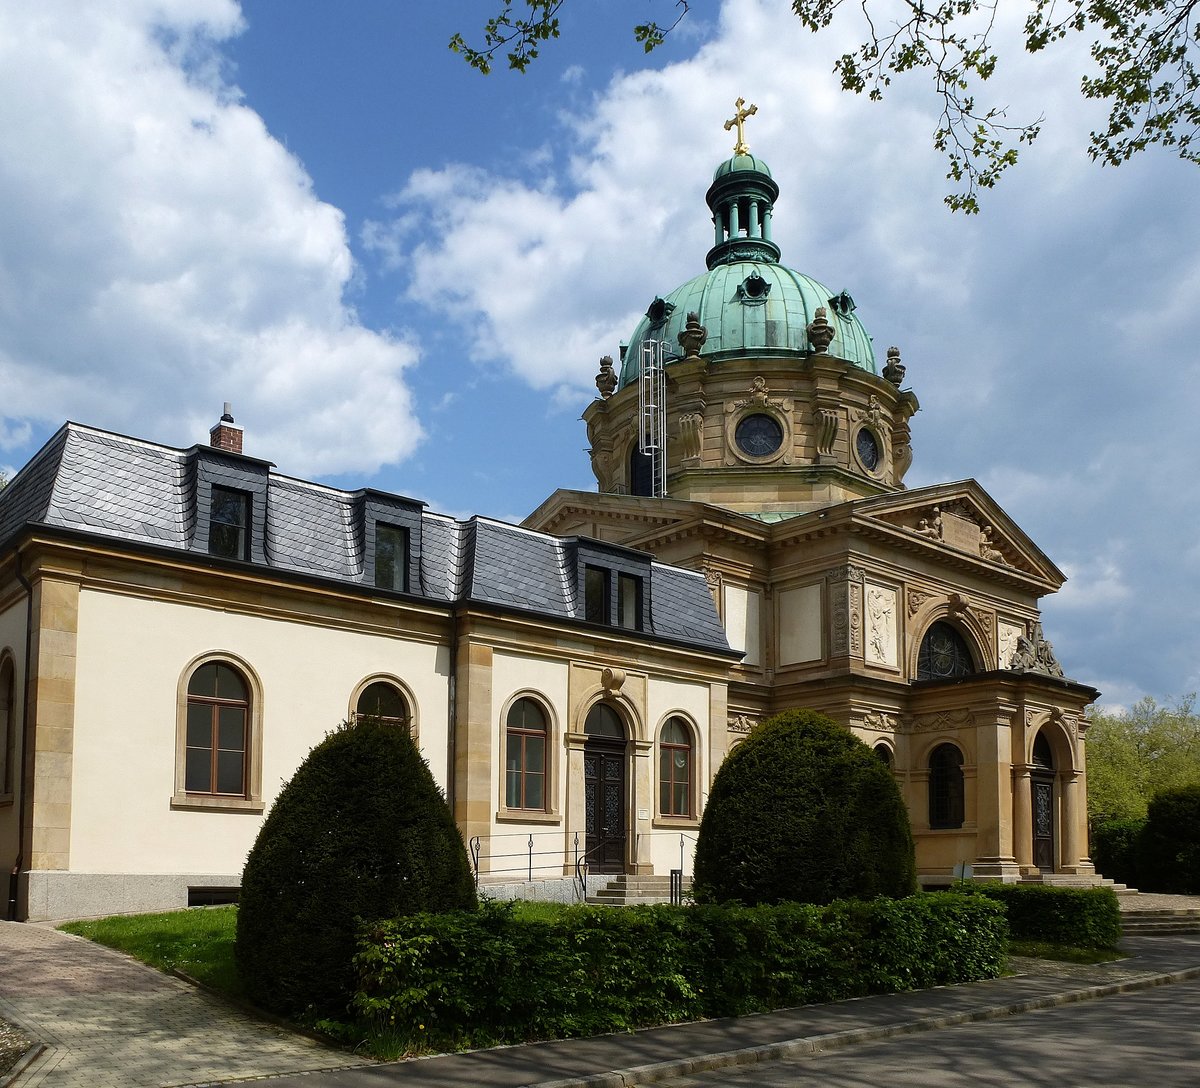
top-left (60, 905), bottom-right (243, 998)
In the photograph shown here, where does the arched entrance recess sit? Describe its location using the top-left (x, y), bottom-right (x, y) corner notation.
top-left (584, 703), bottom-right (628, 872)
top-left (1031, 732), bottom-right (1055, 871)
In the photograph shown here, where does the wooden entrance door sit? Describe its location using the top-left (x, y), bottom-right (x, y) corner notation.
top-left (584, 739), bottom-right (626, 872)
top-left (1032, 773), bottom-right (1055, 871)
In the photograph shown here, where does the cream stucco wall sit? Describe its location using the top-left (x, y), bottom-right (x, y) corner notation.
top-left (68, 587), bottom-right (450, 876)
top-left (723, 585), bottom-right (762, 667)
top-left (778, 583), bottom-right (822, 665)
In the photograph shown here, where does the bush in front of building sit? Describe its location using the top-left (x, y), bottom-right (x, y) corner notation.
top-left (952, 883), bottom-right (1122, 949)
top-left (691, 708), bottom-right (917, 906)
top-left (351, 892), bottom-right (1006, 1050)
top-left (236, 718), bottom-right (477, 1018)
top-left (1137, 784), bottom-right (1200, 894)
top-left (1092, 817), bottom-right (1146, 888)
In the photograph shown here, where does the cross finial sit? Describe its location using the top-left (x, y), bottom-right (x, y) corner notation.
top-left (723, 97), bottom-right (758, 156)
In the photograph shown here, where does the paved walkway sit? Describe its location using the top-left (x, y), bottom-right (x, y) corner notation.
top-left (0, 922), bottom-right (371, 1087)
top-left (3, 909), bottom-right (1200, 1088)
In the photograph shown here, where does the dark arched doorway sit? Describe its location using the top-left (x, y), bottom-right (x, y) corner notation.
top-left (1031, 732), bottom-right (1056, 872)
top-left (584, 703), bottom-right (628, 872)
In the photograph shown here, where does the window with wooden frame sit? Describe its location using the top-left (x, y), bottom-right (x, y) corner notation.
top-left (928, 743), bottom-right (965, 829)
top-left (658, 716), bottom-right (693, 817)
top-left (185, 662), bottom-right (249, 796)
top-left (505, 697), bottom-right (547, 810)
top-left (374, 524), bottom-right (407, 591)
top-left (355, 680), bottom-right (411, 730)
top-left (208, 486), bottom-right (250, 560)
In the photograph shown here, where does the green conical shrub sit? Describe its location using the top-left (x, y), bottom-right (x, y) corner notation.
top-left (693, 708), bottom-right (916, 906)
top-left (236, 719), bottom-right (476, 1017)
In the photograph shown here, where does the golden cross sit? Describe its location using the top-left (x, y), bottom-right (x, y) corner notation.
top-left (723, 97), bottom-right (758, 156)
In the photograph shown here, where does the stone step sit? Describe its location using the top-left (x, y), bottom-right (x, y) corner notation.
top-left (1122, 922), bottom-right (1200, 935)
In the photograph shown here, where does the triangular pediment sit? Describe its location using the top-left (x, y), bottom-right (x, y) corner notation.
top-left (850, 480), bottom-right (1064, 588)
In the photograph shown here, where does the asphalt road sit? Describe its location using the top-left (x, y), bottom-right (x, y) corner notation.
top-left (642, 975), bottom-right (1200, 1087)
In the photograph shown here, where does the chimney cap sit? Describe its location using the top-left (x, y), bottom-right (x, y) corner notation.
top-left (220, 401), bottom-right (235, 423)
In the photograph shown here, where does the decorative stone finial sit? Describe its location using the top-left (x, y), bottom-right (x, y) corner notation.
top-left (595, 355), bottom-right (617, 399)
top-left (677, 312), bottom-right (708, 361)
top-left (806, 307), bottom-right (835, 354)
top-left (883, 346), bottom-right (906, 387)
top-left (723, 97), bottom-right (758, 156)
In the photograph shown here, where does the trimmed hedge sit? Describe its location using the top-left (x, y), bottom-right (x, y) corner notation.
top-left (352, 894), bottom-right (1007, 1049)
top-left (1139, 785), bottom-right (1200, 894)
top-left (953, 883), bottom-right (1121, 949)
top-left (1092, 818), bottom-right (1145, 888)
top-left (693, 709), bottom-right (916, 906)
top-left (237, 719), bottom-right (476, 1018)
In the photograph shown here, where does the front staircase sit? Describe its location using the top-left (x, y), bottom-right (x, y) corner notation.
top-left (1119, 905), bottom-right (1200, 936)
top-left (585, 874), bottom-right (681, 906)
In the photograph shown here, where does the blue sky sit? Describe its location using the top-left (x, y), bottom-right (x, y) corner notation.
top-left (1, 0), bottom-right (1197, 709)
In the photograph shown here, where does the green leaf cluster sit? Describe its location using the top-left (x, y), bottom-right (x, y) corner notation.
top-left (951, 882), bottom-right (1122, 949)
top-left (1086, 695), bottom-right (1200, 824)
top-left (351, 893), bottom-right (1006, 1051)
top-left (236, 718), bottom-right (477, 1019)
top-left (693, 708), bottom-right (916, 906)
top-left (1139, 783), bottom-right (1200, 892)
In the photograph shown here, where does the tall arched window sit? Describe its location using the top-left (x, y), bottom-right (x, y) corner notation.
top-left (0, 655), bottom-right (14, 797)
top-left (185, 662), bottom-right (249, 797)
top-left (585, 702), bottom-right (625, 738)
top-left (355, 681), bottom-right (411, 730)
top-left (505, 697), bottom-right (547, 810)
top-left (928, 743), bottom-right (965, 829)
top-left (659, 717), bottom-right (693, 817)
top-left (873, 742), bottom-right (894, 769)
top-left (917, 622), bottom-right (976, 680)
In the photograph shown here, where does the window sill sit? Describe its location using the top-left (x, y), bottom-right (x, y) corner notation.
top-left (171, 793), bottom-right (265, 814)
top-left (495, 810), bottom-right (561, 825)
top-left (652, 815), bottom-right (701, 830)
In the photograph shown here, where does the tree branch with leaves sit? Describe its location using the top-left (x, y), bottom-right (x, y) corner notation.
top-left (453, 0), bottom-right (1199, 211)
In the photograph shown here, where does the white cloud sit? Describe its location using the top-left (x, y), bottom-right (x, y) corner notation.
top-left (363, 0), bottom-right (1200, 703)
top-left (0, 2), bottom-right (421, 474)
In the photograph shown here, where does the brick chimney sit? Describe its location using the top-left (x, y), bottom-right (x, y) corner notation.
top-left (209, 402), bottom-right (244, 455)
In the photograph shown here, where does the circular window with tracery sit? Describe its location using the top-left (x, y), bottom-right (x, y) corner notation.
top-left (916, 622), bottom-right (976, 680)
top-left (734, 413), bottom-right (784, 458)
top-left (855, 427), bottom-right (881, 473)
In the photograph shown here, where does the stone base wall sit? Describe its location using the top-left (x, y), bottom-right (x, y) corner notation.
top-left (476, 875), bottom-right (598, 904)
top-left (23, 871), bottom-right (240, 922)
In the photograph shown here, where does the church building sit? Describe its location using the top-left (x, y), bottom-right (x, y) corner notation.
top-left (0, 107), bottom-right (1099, 921)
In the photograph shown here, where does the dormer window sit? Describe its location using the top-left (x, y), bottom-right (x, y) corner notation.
top-left (617, 573), bottom-right (641, 630)
top-left (209, 487), bottom-right (249, 560)
top-left (374, 524), bottom-right (407, 591)
top-left (585, 566), bottom-right (609, 623)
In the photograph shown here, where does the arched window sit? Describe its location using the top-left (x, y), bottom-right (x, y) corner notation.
top-left (355, 681), bottom-right (411, 730)
top-left (917, 622), bottom-right (976, 680)
top-left (928, 743), bottom-right (965, 829)
top-left (873, 741), bottom-right (894, 769)
top-left (185, 662), bottom-right (249, 797)
top-left (659, 717), bottom-right (693, 817)
top-left (505, 697), bottom-right (547, 810)
top-left (584, 702), bottom-right (625, 739)
top-left (0, 654), bottom-right (14, 797)
top-left (1032, 731), bottom-right (1054, 770)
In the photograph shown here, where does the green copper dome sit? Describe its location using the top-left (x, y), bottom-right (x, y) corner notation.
top-left (617, 146), bottom-right (877, 389)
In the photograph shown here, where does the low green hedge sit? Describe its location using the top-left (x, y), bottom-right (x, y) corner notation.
top-left (953, 883), bottom-right (1121, 949)
top-left (1092, 818), bottom-right (1145, 888)
top-left (352, 894), bottom-right (1007, 1049)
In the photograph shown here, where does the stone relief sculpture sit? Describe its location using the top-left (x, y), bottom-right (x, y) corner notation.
top-left (678, 412), bottom-right (704, 460)
top-left (913, 506), bottom-right (943, 540)
top-left (852, 395), bottom-right (883, 426)
top-left (865, 585), bottom-right (897, 666)
top-left (979, 525), bottom-right (1006, 564)
top-left (728, 714), bottom-right (757, 734)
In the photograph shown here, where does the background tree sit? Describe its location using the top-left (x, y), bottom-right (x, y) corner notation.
top-left (454, 0), bottom-right (1200, 211)
top-left (1086, 695), bottom-right (1200, 824)
top-left (692, 708), bottom-right (916, 906)
top-left (236, 718), bottom-right (477, 1019)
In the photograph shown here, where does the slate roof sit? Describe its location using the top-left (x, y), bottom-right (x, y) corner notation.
top-left (0, 423), bottom-right (732, 656)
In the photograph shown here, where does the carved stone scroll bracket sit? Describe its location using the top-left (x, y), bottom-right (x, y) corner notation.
top-left (892, 438), bottom-right (913, 486)
top-left (601, 667), bottom-right (626, 694)
top-left (813, 405), bottom-right (839, 458)
top-left (678, 411), bottom-right (704, 462)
